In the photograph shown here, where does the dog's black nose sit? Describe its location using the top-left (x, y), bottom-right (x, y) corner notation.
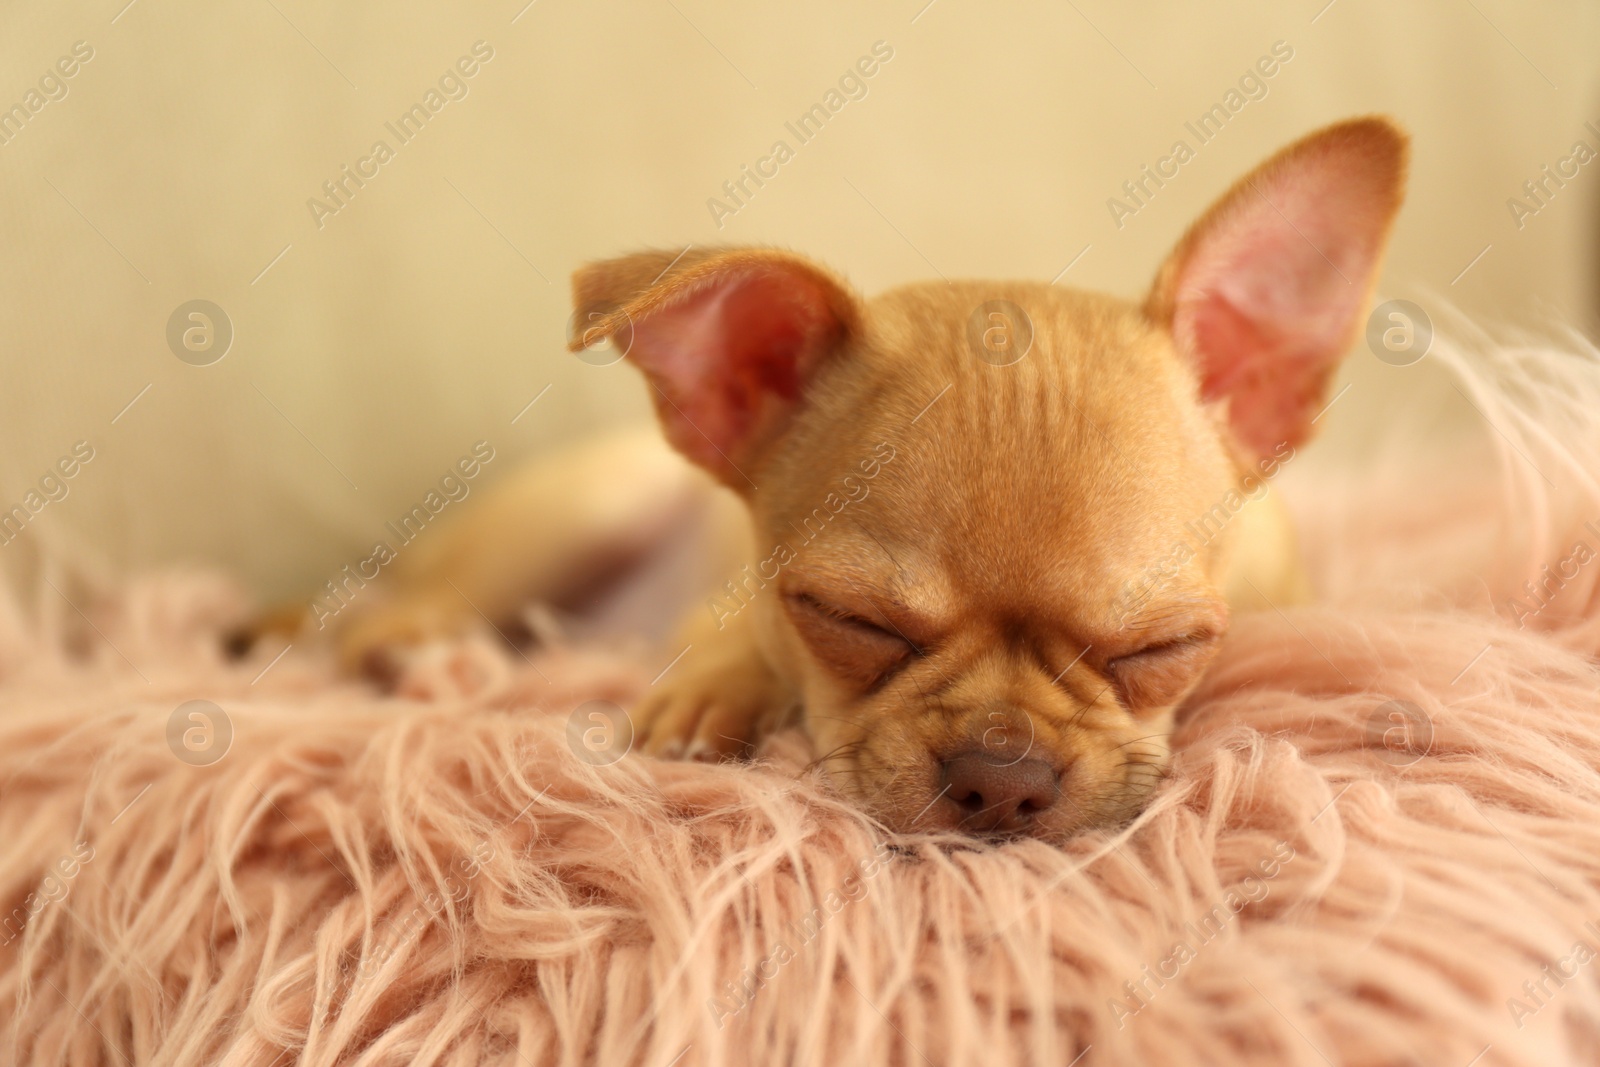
top-left (940, 750), bottom-right (1060, 833)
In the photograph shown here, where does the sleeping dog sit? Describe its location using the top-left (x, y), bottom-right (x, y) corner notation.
top-left (298, 118), bottom-right (1407, 841)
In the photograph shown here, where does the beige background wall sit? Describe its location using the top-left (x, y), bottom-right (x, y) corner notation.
top-left (1, 0), bottom-right (1597, 601)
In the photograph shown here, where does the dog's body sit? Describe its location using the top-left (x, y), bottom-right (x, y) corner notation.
top-left (313, 118), bottom-right (1407, 841)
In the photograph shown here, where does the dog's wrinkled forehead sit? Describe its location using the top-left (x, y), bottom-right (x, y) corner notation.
top-left (759, 282), bottom-right (1236, 595)
top-left (784, 287), bottom-right (1222, 521)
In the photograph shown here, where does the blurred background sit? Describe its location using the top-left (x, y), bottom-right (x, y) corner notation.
top-left (1, 0), bottom-right (1597, 603)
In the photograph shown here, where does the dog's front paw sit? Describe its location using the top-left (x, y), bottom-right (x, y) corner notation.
top-left (633, 648), bottom-right (792, 761)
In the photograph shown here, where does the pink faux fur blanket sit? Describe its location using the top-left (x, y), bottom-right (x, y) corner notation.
top-left (6, 328), bottom-right (1600, 1066)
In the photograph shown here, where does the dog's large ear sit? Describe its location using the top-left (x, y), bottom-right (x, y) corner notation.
top-left (568, 247), bottom-right (862, 489)
top-left (1144, 117), bottom-right (1408, 456)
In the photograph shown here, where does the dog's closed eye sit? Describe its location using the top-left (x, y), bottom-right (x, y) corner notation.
top-left (1104, 633), bottom-right (1220, 710)
top-left (786, 592), bottom-right (914, 688)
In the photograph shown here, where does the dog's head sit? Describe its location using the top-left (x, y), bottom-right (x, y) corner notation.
top-left (571, 118), bottom-right (1407, 839)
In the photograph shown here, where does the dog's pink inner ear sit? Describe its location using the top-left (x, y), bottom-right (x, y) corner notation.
top-left (627, 266), bottom-right (853, 486)
top-left (1151, 119), bottom-right (1407, 457)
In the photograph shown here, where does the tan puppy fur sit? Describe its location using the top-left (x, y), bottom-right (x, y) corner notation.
top-left (321, 117), bottom-right (1407, 841)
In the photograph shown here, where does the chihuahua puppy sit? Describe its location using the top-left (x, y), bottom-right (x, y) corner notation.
top-left (325, 118), bottom-right (1406, 841)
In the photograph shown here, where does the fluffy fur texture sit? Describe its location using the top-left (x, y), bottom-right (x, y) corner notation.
top-left (6, 324), bottom-right (1600, 1066)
